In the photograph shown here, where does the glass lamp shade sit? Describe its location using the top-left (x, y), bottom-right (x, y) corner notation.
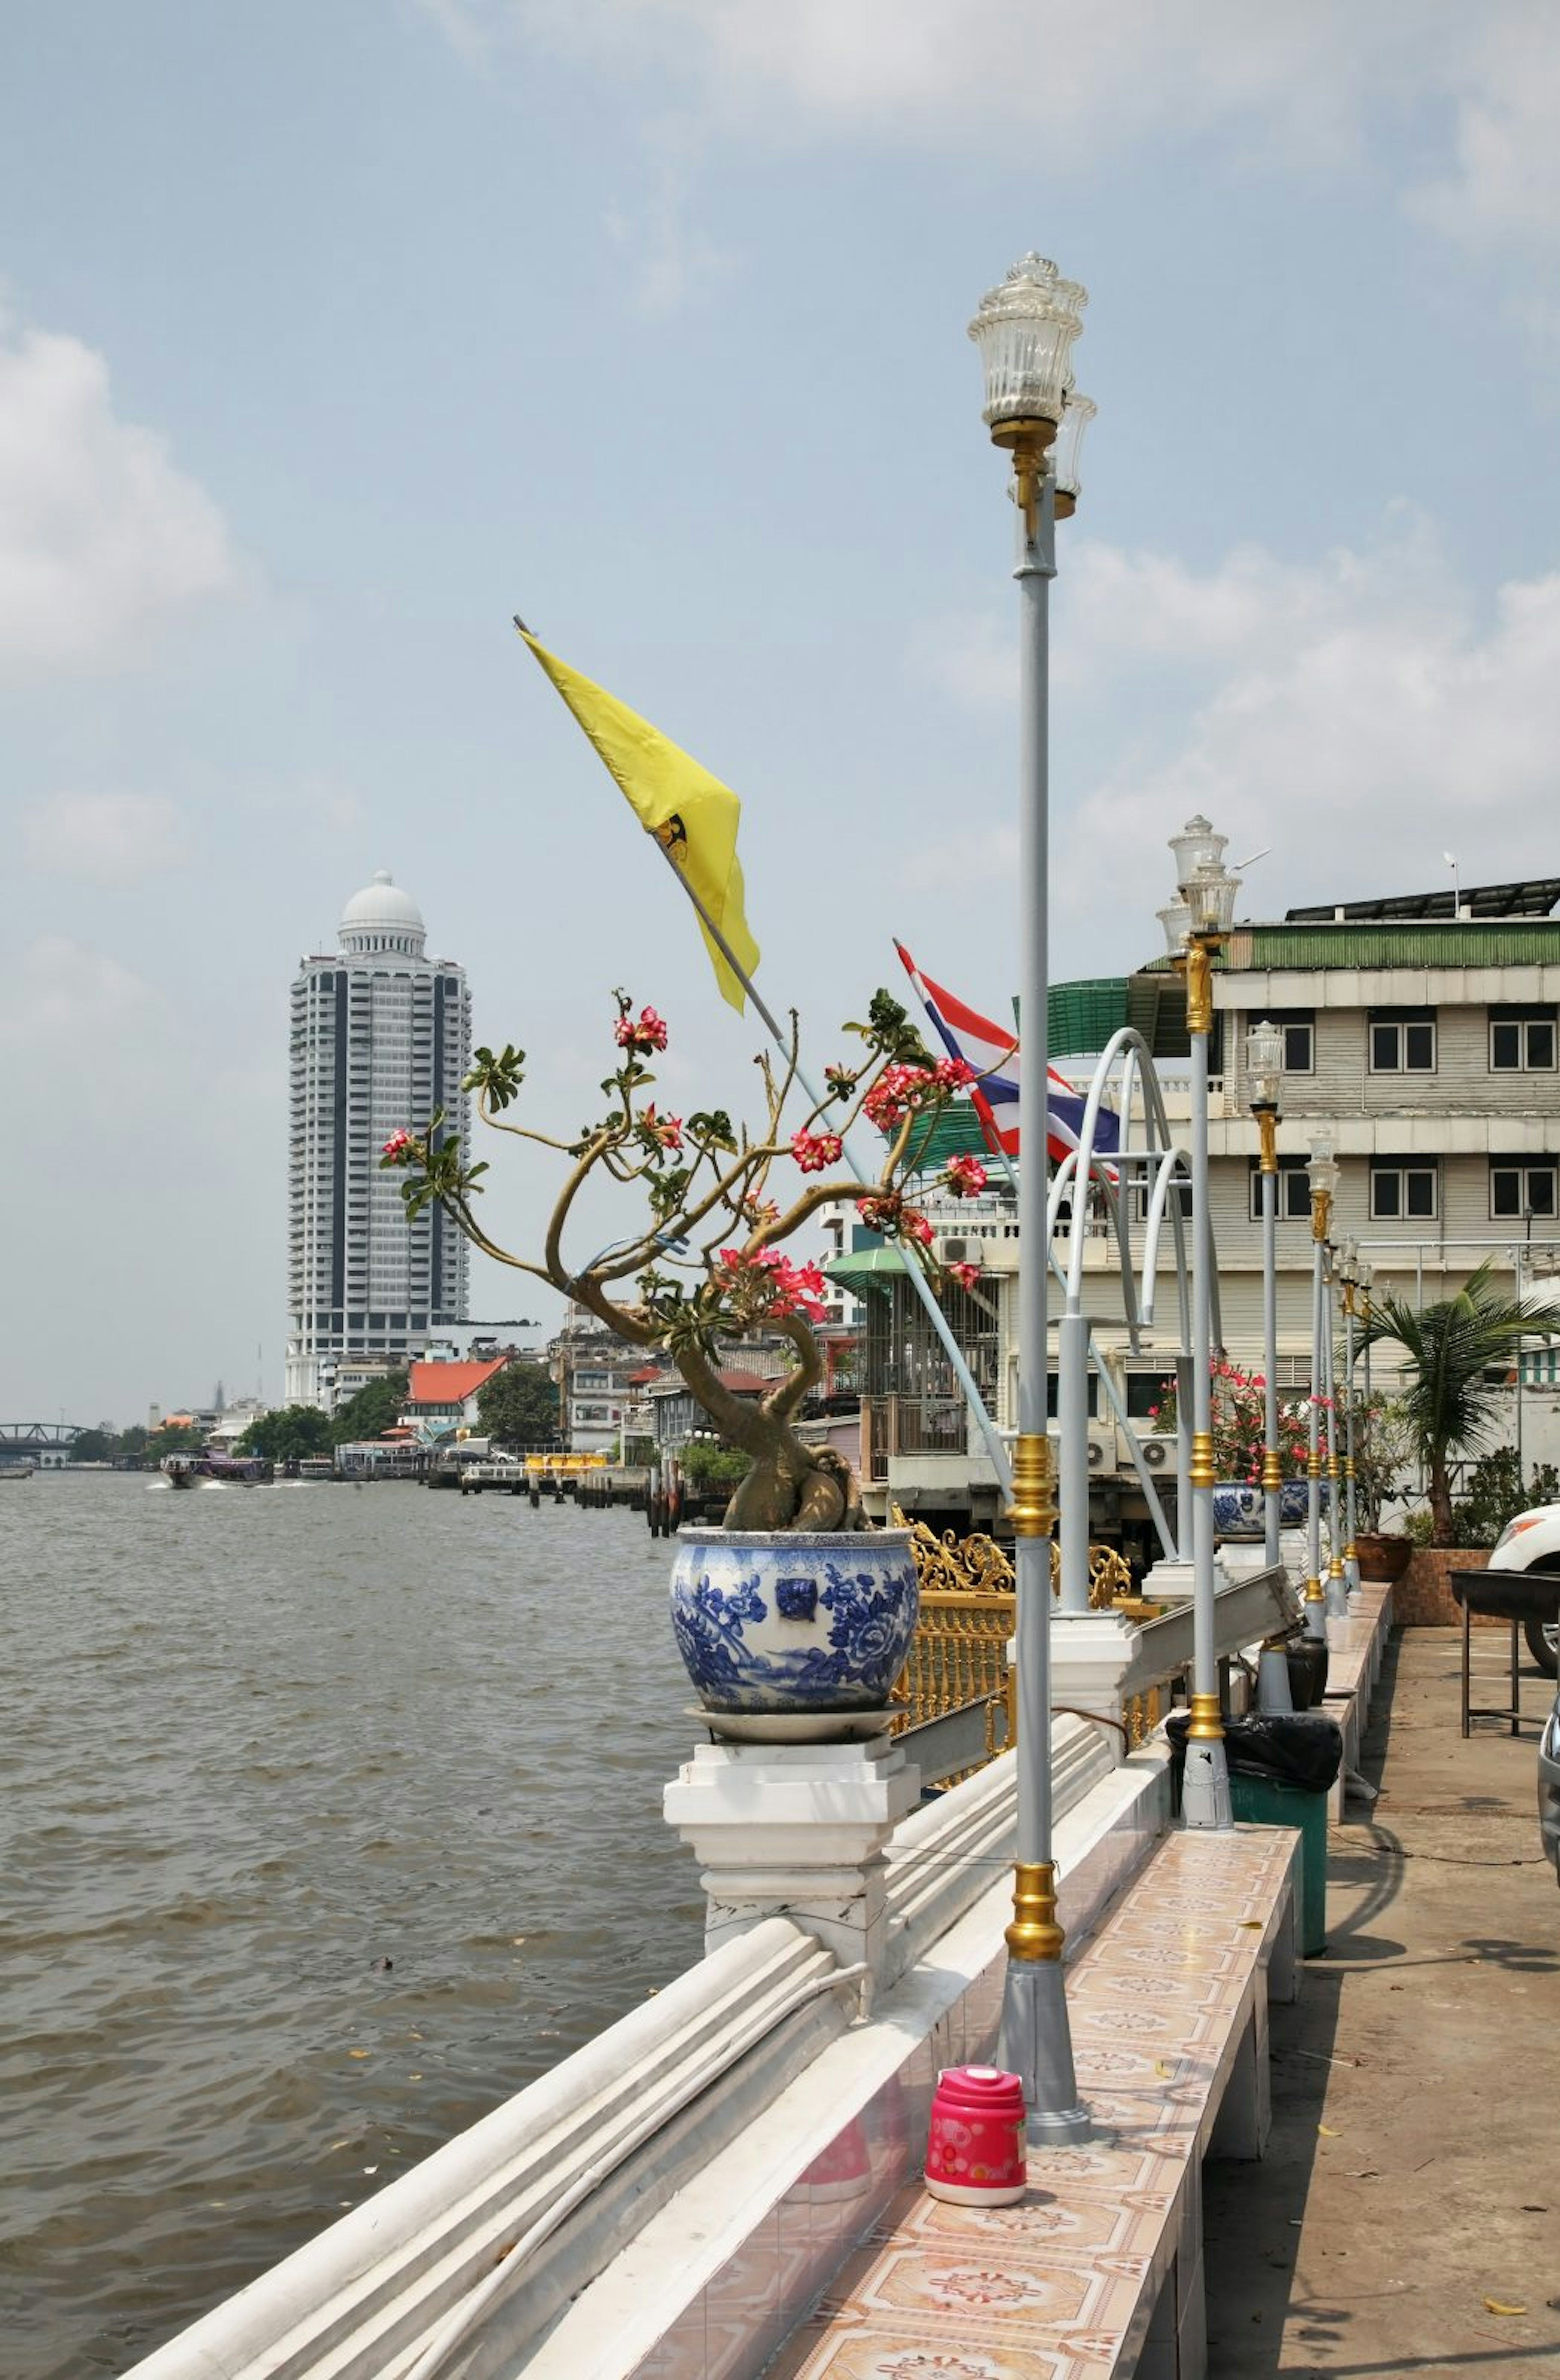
top-left (1168, 814), bottom-right (1227, 892)
top-left (1341, 1234), bottom-right (1360, 1276)
top-left (1246, 1018), bottom-right (1284, 1109)
top-left (1157, 898), bottom-right (1192, 956)
top-left (1185, 861), bottom-right (1240, 936)
top-left (1049, 392), bottom-right (1096, 503)
top-left (968, 254), bottom-right (1088, 432)
top-left (1306, 1133), bottom-right (1339, 1200)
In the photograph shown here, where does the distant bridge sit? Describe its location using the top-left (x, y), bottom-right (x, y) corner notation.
top-left (1, 1422), bottom-right (87, 1467)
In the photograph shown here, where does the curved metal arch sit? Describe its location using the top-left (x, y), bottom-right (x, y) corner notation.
top-left (1044, 1026), bottom-right (1228, 1599)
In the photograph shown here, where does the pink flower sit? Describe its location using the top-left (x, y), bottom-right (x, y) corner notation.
top-left (713, 1246), bottom-right (827, 1323)
top-left (902, 1208), bottom-right (934, 1247)
top-left (791, 1129), bottom-right (843, 1174)
top-left (381, 1130), bottom-right (415, 1163)
top-left (862, 1062), bottom-right (937, 1130)
top-left (945, 1153), bottom-right (988, 1198)
top-left (614, 1003), bottom-right (669, 1055)
top-left (933, 1056), bottom-right (977, 1092)
top-left (948, 1261), bottom-right (981, 1292)
top-left (857, 1193), bottom-right (903, 1234)
top-left (641, 1104), bottom-right (682, 1152)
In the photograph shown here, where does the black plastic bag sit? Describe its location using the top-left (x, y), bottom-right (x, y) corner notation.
top-left (1166, 1708), bottom-right (1343, 1792)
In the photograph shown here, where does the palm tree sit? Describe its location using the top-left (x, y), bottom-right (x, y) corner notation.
top-left (1360, 1261), bottom-right (1554, 1545)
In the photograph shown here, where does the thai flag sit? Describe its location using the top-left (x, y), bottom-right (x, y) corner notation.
top-left (894, 942), bottom-right (1119, 1176)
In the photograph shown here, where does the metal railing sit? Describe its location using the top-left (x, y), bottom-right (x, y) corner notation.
top-left (890, 1516), bottom-right (1140, 1781)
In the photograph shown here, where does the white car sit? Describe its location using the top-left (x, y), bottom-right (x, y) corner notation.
top-left (1487, 1504), bottom-right (1560, 1678)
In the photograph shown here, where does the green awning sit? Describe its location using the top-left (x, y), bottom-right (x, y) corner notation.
top-left (823, 1245), bottom-right (908, 1297)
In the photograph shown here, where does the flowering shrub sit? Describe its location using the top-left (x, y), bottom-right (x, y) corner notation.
top-left (382, 985), bottom-right (993, 1532)
top-left (1148, 1359), bottom-right (1322, 1484)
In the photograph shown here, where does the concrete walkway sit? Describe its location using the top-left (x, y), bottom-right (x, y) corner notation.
top-left (1203, 1625), bottom-right (1560, 2377)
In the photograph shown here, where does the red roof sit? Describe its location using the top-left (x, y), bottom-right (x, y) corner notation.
top-left (406, 1356), bottom-right (507, 1406)
top-left (649, 1367), bottom-right (771, 1397)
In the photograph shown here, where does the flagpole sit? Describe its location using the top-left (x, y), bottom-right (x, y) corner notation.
top-left (649, 842), bottom-right (1014, 1497)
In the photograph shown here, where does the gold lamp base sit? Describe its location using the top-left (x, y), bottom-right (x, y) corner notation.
top-left (1006, 1860), bottom-right (1064, 1963)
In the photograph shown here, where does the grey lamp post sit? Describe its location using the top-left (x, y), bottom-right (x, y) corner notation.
top-left (1304, 1136), bottom-right (1338, 1641)
top-left (969, 252), bottom-right (1092, 2145)
top-left (1338, 1235), bottom-right (1362, 1596)
top-left (1165, 817), bottom-right (1241, 1831)
top-left (1322, 1235), bottom-right (1348, 1620)
top-left (1247, 1019), bottom-right (1285, 1569)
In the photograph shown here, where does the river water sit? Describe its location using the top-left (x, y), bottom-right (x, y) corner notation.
top-left (2, 1474), bottom-right (704, 2379)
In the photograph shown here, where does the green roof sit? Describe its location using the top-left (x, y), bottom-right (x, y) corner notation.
top-left (897, 1102), bottom-right (999, 1174)
top-left (1232, 920), bottom-right (1560, 971)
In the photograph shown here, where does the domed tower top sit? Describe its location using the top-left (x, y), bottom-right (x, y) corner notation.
top-left (338, 870), bottom-right (427, 958)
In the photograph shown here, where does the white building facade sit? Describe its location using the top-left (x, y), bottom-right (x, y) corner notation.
top-left (286, 872), bottom-right (471, 1408)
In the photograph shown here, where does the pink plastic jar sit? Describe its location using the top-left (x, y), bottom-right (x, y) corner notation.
top-left (924, 2064), bottom-right (1027, 2205)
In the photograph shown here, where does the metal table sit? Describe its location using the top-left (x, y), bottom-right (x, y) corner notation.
top-left (1447, 1568), bottom-right (1560, 1737)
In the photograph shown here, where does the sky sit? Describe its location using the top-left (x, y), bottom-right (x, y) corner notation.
top-left (4, 0), bottom-right (1560, 1424)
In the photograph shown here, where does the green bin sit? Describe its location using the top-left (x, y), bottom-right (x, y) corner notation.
top-left (1228, 1771), bottom-right (1328, 1954)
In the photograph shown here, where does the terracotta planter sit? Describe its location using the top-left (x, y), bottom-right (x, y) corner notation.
top-left (1355, 1532), bottom-right (1413, 1584)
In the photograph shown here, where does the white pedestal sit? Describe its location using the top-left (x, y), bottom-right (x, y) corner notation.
top-left (1141, 1552), bottom-right (1240, 1601)
top-left (663, 1734), bottom-right (920, 2003)
top-left (1049, 1610), bottom-right (1143, 1756)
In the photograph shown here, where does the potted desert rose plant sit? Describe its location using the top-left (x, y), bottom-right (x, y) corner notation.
top-left (382, 987), bottom-right (990, 1728)
top-left (1148, 1359), bottom-right (1322, 1540)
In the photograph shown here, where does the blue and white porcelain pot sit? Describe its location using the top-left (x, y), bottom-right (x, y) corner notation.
top-left (1211, 1480), bottom-right (1320, 1538)
top-left (670, 1526), bottom-right (919, 1715)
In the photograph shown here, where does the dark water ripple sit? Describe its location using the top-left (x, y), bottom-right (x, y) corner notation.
top-left (1, 1476), bottom-right (704, 2378)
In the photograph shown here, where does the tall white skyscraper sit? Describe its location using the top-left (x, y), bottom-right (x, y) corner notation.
top-left (286, 872), bottom-right (472, 1408)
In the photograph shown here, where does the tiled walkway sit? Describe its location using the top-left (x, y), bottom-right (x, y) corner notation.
top-left (767, 1825), bottom-right (1299, 2380)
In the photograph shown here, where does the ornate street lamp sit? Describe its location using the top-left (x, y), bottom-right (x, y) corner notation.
top-left (1164, 817), bottom-right (1242, 1830)
top-left (1247, 1019), bottom-right (1285, 1569)
top-left (969, 252), bottom-right (1091, 2146)
top-left (1304, 1136), bottom-right (1339, 1642)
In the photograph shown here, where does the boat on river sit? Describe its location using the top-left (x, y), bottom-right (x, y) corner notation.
top-left (161, 1450), bottom-right (274, 1488)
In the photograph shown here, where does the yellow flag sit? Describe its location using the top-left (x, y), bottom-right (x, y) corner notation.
top-left (516, 626), bottom-right (760, 1013)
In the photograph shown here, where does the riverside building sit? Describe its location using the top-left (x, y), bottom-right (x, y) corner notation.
top-left (285, 872), bottom-right (471, 1408)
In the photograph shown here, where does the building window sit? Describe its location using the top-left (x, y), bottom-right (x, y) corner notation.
top-left (1490, 1160), bottom-right (1559, 1220)
top-left (1259, 1009), bottom-right (1314, 1073)
top-left (1130, 1176), bottom-right (1192, 1223)
top-left (1248, 1156), bottom-right (1313, 1221)
top-left (1370, 1159), bottom-right (1438, 1220)
top-left (1125, 1374), bottom-right (1170, 1420)
top-left (1369, 1010), bottom-right (1436, 1072)
top-left (1489, 1007), bottom-right (1557, 1072)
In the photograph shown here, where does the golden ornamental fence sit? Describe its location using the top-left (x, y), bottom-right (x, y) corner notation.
top-left (888, 1513), bottom-right (1138, 1770)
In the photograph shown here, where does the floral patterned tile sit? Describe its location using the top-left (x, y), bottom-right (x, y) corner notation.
top-left (871, 2183), bottom-right (1180, 2264)
top-left (763, 2319), bottom-right (1092, 2380)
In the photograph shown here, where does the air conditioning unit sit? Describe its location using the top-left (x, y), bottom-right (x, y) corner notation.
top-left (1087, 1438), bottom-right (1105, 1469)
top-left (1143, 1439), bottom-right (1169, 1469)
top-left (936, 1235), bottom-right (976, 1265)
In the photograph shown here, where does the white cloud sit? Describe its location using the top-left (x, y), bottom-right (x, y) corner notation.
top-left (0, 936), bottom-right (162, 1046)
top-left (1046, 520), bottom-right (1560, 929)
top-left (1413, 18), bottom-right (1560, 250)
top-left (429, 3), bottom-right (1560, 275)
top-left (24, 791), bottom-right (189, 882)
top-left (604, 114), bottom-right (731, 315)
top-left (0, 322), bottom-right (235, 679)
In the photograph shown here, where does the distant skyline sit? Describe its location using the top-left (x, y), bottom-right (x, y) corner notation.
top-left (4, 2), bottom-right (1560, 1420)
